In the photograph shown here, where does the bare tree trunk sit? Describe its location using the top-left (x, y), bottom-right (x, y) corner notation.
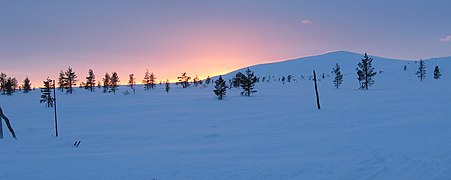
top-left (0, 107), bottom-right (17, 139)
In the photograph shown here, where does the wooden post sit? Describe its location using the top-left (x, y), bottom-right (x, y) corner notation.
top-left (53, 80), bottom-right (59, 137)
top-left (0, 107), bottom-right (17, 139)
top-left (313, 70), bottom-right (321, 110)
top-left (0, 114), bottom-right (3, 139)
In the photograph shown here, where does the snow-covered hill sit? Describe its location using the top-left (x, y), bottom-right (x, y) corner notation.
top-left (0, 51), bottom-right (450, 179)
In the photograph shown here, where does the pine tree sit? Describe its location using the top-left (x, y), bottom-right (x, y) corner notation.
top-left (177, 72), bottom-right (191, 88)
top-left (356, 53), bottom-right (377, 90)
top-left (165, 79), bottom-right (170, 93)
top-left (332, 63), bottom-right (343, 88)
top-left (205, 76), bottom-right (211, 85)
top-left (149, 72), bottom-right (156, 89)
top-left (103, 73), bottom-right (111, 93)
top-left (4, 77), bottom-right (15, 95)
top-left (40, 78), bottom-right (54, 107)
top-left (193, 75), bottom-right (200, 87)
top-left (110, 72), bottom-right (120, 94)
top-left (58, 70), bottom-right (65, 91)
top-left (128, 74), bottom-right (135, 93)
top-left (433, 66), bottom-right (441, 80)
top-left (22, 76), bottom-right (32, 93)
top-left (143, 69), bottom-right (152, 91)
top-left (213, 76), bottom-right (227, 100)
top-left (62, 67), bottom-right (77, 94)
top-left (85, 69), bottom-right (96, 92)
top-left (416, 59), bottom-right (426, 81)
top-left (0, 73), bottom-right (6, 93)
top-left (239, 68), bottom-right (257, 96)
top-left (232, 72), bottom-right (245, 88)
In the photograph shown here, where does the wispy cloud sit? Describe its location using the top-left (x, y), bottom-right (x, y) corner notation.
top-left (440, 35), bottom-right (451, 42)
top-left (301, 19), bottom-right (312, 25)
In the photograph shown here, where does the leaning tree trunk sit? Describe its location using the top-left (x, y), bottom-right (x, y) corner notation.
top-left (0, 107), bottom-right (17, 139)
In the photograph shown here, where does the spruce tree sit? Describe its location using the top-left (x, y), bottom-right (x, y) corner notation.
top-left (177, 72), bottom-right (191, 88)
top-left (85, 69), bottom-right (96, 92)
top-left (0, 73), bottom-right (6, 93)
top-left (149, 72), bottom-right (156, 89)
top-left (62, 67), bottom-right (77, 94)
top-left (232, 72), bottom-right (245, 88)
top-left (4, 77), bottom-right (15, 95)
top-left (239, 68), bottom-right (257, 96)
top-left (22, 76), bottom-right (32, 93)
top-left (332, 63), bottom-right (343, 88)
top-left (143, 69), bottom-right (152, 90)
top-left (128, 74), bottom-right (135, 93)
top-left (433, 66), bottom-right (441, 80)
top-left (58, 70), bottom-right (65, 91)
top-left (103, 73), bottom-right (111, 93)
top-left (356, 53), bottom-right (377, 90)
top-left (205, 76), bottom-right (211, 85)
top-left (193, 75), bottom-right (200, 87)
top-left (416, 59), bottom-right (426, 81)
top-left (213, 75), bottom-right (227, 100)
top-left (165, 79), bottom-right (170, 93)
top-left (40, 78), bottom-right (54, 107)
top-left (110, 72), bottom-right (120, 94)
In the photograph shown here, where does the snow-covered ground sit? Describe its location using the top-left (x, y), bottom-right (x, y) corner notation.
top-left (1, 51), bottom-right (450, 179)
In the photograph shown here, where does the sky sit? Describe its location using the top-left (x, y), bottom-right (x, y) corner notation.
top-left (1, 0), bottom-right (450, 86)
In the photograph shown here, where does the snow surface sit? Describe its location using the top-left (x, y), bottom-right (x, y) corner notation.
top-left (1, 51), bottom-right (450, 179)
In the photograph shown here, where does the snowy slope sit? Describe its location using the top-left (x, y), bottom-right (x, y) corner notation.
top-left (0, 51), bottom-right (450, 179)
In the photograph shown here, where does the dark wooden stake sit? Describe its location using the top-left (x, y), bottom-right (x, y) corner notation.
top-left (0, 107), bottom-right (17, 139)
top-left (313, 70), bottom-right (321, 110)
top-left (53, 80), bottom-right (59, 137)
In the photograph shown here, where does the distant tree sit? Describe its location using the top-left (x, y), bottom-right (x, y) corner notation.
top-left (213, 75), bottom-right (227, 100)
top-left (165, 79), bottom-right (170, 93)
top-left (205, 76), bottom-right (211, 85)
top-left (416, 59), bottom-right (426, 81)
top-left (0, 73), bottom-right (6, 93)
top-left (97, 81), bottom-right (102, 89)
top-left (40, 78), bottom-right (54, 107)
top-left (57, 70), bottom-right (65, 91)
top-left (177, 72), bottom-right (191, 88)
top-left (85, 69), bottom-right (96, 92)
top-left (62, 67), bottom-right (77, 94)
top-left (238, 68), bottom-right (257, 96)
top-left (4, 77), bottom-right (15, 95)
top-left (403, 65), bottom-right (407, 71)
top-left (149, 72), bottom-right (156, 89)
top-left (143, 69), bottom-right (153, 90)
top-left (356, 53), bottom-right (377, 90)
top-left (103, 73), bottom-right (111, 93)
top-left (287, 75), bottom-right (293, 82)
top-left (433, 66), bottom-right (441, 80)
top-left (232, 72), bottom-right (245, 88)
top-left (332, 63), bottom-right (343, 88)
top-left (110, 72), bottom-right (120, 94)
top-left (22, 76), bottom-right (32, 93)
top-left (193, 75), bottom-right (200, 87)
top-left (128, 74), bottom-right (136, 94)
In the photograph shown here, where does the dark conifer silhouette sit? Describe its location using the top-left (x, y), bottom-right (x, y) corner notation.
top-left (332, 63), bottom-right (343, 88)
top-left (62, 67), bottom-right (77, 94)
top-left (356, 53), bottom-right (377, 90)
top-left (232, 72), bottom-right (245, 88)
top-left (0, 73), bottom-right (6, 93)
top-left (85, 69), bottom-right (96, 92)
top-left (57, 70), bottom-right (65, 91)
top-left (165, 79), bottom-right (170, 93)
top-left (177, 72), bottom-right (191, 88)
top-left (22, 76), bottom-right (32, 93)
top-left (416, 59), bottom-right (426, 81)
top-left (128, 74), bottom-right (136, 94)
top-left (193, 75), bottom-right (200, 87)
top-left (238, 68), bottom-right (257, 96)
top-left (213, 75), bottom-right (227, 100)
top-left (103, 73), bottom-right (111, 93)
top-left (110, 72), bottom-right (120, 94)
top-left (433, 66), bottom-right (441, 80)
top-left (4, 77), bottom-right (15, 95)
top-left (40, 78), bottom-right (54, 107)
